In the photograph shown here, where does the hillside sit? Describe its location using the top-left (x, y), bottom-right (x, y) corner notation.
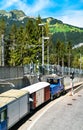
top-left (0, 10), bottom-right (83, 45)
top-left (43, 17), bottom-right (83, 45)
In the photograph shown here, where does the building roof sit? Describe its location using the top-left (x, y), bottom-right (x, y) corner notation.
top-left (72, 43), bottom-right (83, 49)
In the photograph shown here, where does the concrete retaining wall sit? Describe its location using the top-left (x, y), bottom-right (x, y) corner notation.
top-left (0, 66), bottom-right (83, 94)
top-left (0, 66), bottom-right (24, 79)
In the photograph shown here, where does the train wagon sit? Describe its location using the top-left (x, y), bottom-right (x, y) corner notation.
top-left (0, 102), bottom-right (7, 130)
top-left (22, 82), bottom-right (50, 110)
top-left (0, 89), bottom-right (29, 130)
top-left (0, 95), bottom-right (17, 130)
top-left (46, 74), bottom-right (65, 99)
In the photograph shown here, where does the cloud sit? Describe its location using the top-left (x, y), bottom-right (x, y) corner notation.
top-left (0, 0), bottom-right (52, 16)
top-left (57, 10), bottom-right (83, 27)
top-left (0, 0), bottom-right (83, 27)
top-left (0, 0), bottom-right (19, 9)
top-left (17, 0), bottom-right (52, 16)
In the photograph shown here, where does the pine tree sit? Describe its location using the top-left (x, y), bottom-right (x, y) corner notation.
top-left (9, 24), bottom-right (18, 66)
top-left (0, 18), bottom-right (6, 66)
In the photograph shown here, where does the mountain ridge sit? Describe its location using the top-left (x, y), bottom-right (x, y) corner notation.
top-left (0, 9), bottom-right (83, 29)
top-left (0, 10), bottom-right (83, 45)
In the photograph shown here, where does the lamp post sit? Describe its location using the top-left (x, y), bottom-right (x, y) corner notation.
top-left (43, 36), bottom-right (49, 65)
top-left (47, 45), bottom-right (49, 74)
top-left (80, 53), bottom-right (82, 75)
top-left (38, 23), bottom-right (44, 66)
top-left (38, 23), bottom-right (49, 67)
top-left (68, 48), bottom-right (71, 75)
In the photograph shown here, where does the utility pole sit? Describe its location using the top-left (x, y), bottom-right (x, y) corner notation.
top-left (47, 45), bottom-right (49, 74)
top-left (80, 53), bottom-right (82, 75)
top-left (1, 34), bottom-right (4, 66)
top-left (38, 23), bottom-right (49, 75)
top-left (38, 23), bottom-right (44, 66)
top-left (38, 24), bottom-right (49, 65)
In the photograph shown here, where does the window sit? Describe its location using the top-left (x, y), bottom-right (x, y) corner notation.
top-left (47, 78), bottom-right (59, 84)
top-left (53, 79), bottom-right (59, 84)
top-left (0, 109), bottom-right (7, 122)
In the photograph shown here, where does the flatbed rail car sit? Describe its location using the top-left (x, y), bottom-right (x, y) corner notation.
top-left (21, 82), bottom-right (50, 110)
top-left (46, 74), bottom-right (65, 99)
top-left (0, 89), bottom-right (29, 130)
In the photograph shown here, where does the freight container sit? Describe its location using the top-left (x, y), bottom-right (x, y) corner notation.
top-left (0, 103), bottom-right (7, 130)
top-left (0, 89), bottom-right (29, 129)
top-left (22, 82), bottom-right (50, 110)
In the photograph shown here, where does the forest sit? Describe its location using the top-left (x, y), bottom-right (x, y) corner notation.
top-left (0, 13), bottom-right (83, 69)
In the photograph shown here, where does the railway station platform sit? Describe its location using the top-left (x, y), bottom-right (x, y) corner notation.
top-left (29, 87), bottom-right (83, 130)
top-left (18, 80), bottom-right (83, 130)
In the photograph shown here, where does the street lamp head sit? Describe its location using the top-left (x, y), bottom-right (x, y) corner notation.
top-left (43, 37), bottom-right (49, 40)
top-left (38, 23), bottom-right (45, 26)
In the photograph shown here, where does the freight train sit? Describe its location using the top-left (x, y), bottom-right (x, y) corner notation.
top-left (0, 74), bottom-right (65, 130)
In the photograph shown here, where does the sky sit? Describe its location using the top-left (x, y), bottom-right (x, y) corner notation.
top-left (0, 0), bottom-right (83, 27)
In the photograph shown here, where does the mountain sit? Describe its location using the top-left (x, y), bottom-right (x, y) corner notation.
top-left (0, 10), bottom-right (26, 19)
top-left (42, 17), bottom-right (83, 45)
top-left (0, 10), bottom-right (35, 31)
top-left (0, 10), bottom-right (83, 45)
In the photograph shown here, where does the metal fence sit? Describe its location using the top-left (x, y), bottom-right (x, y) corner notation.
top-left (24, 64), bottom-right (83, 77)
